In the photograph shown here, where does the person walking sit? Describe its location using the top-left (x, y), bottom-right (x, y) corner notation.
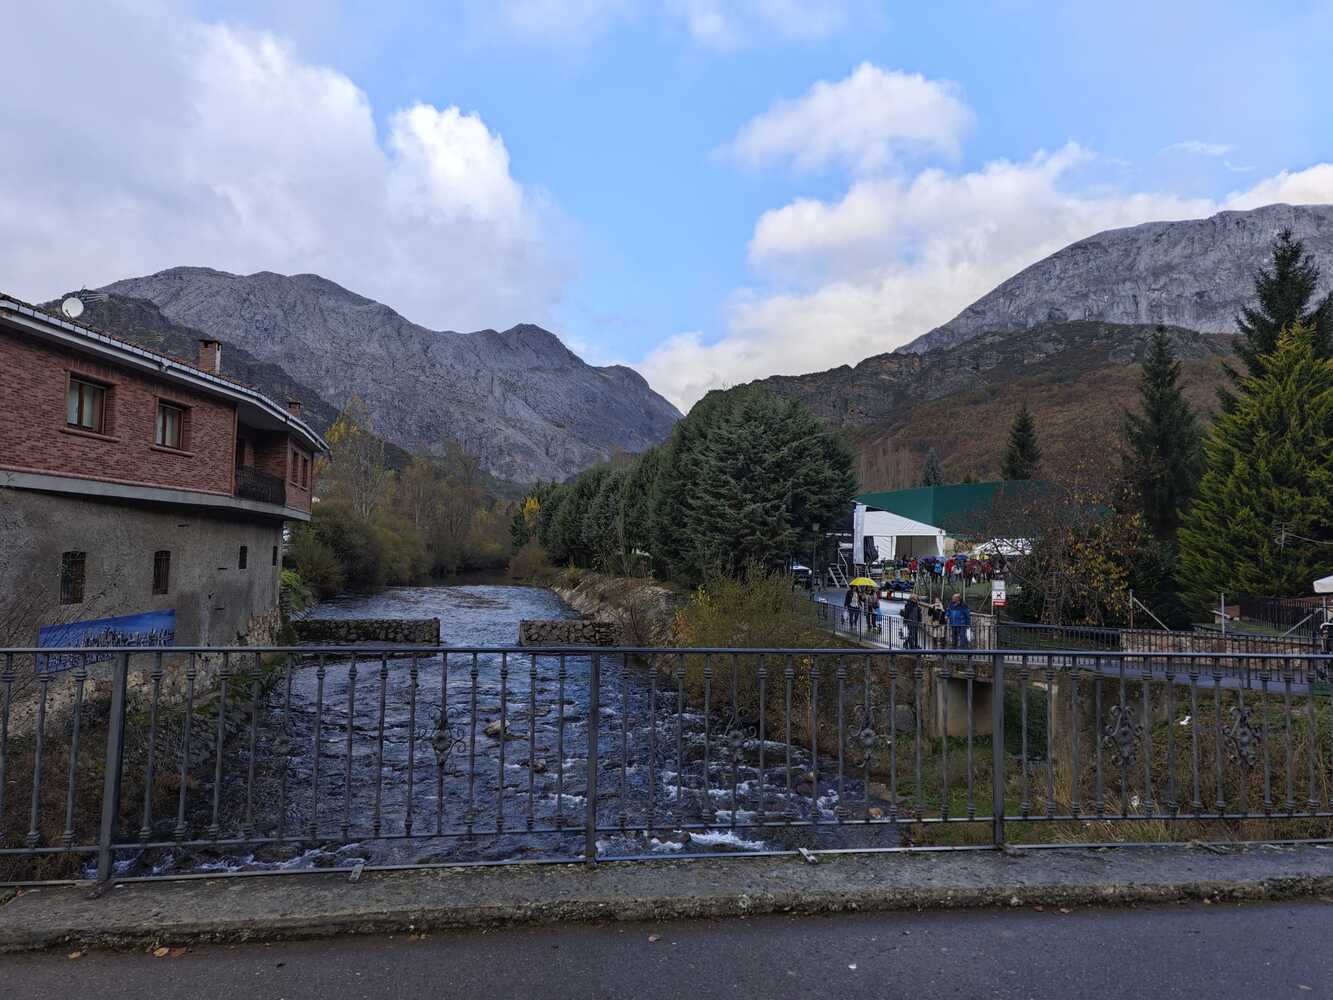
top-left (903, 592), bottom-right (922, 650)
top-left (845, 586), bottom-right (859, 632)
top-left (866, 588), bottom-right (880, 633)
top-left (946, 592), bottom-right (972, 649)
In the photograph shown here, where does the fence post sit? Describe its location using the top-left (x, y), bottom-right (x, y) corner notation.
top-left (585, 651), bottom-right (600, 866)
top-left (991, 652), bottom-right (1006, 848)
top-left (95, 652), bottom-right (130, 886)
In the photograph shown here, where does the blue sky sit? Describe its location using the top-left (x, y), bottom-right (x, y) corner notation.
top-left (5, 1), bottom-right (1333, 407)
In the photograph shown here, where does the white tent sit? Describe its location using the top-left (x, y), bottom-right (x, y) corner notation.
top-left (853, 505), bottom-right (945, 563)
top-left (1316, 575), bottom-right (1333, 595)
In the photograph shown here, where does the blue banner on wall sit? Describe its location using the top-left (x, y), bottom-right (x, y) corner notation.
top-left (38, 609), bottom-right (177, 672)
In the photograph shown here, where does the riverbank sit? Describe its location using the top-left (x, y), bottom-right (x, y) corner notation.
top-left (5, 842), bottom-right (1333, 953)
top-left (551, 570), bottom-right (683, 646)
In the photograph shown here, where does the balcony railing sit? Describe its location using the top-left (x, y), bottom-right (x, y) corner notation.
top-left (234, 464), bottom-right (286, 506)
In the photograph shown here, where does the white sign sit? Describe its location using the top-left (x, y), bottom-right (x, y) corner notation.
top-left (991, 579), bottom-right (1007, 607)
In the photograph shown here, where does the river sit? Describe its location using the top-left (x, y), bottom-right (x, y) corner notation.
top-left (142, 583), bottom-right (897, 876)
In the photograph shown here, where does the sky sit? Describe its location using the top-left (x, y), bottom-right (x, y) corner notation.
top-left (4, 1), bottom-right (1333, 410)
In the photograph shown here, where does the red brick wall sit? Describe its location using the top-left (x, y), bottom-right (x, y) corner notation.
top-left (0, 327), bottom-right (237, 495)
top-left (285, 442), bottom-right (313, 513)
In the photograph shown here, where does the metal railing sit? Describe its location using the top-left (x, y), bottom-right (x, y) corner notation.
top-left (1239, 596), bottom-right (1330, 638)
top-left (2, 643), bottom-right (1332, 886)
top-left (234, 465), bottom-right (286, 505)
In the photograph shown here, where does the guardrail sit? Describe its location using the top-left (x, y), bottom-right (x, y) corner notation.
top-left (2, 643), bottom-right (1331, 885)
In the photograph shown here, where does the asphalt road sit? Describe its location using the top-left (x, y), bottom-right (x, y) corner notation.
top-left (6, 900), bottom-right (1332, 999)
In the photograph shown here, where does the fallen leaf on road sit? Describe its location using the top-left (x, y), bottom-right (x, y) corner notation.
top-left (648, 935), bottom-right (661, 943)
top-left (1298, 986), bottom-right (1312, 991)
top-left (848, 964), bottom-right (858, 971)
top-left (169, 948), bottom-right (187, 958)
top-left (152, 947), bottom-right (170, 958)
top-left (1058, 908), bottom-right (1071, 914)
top-left (67, 951), bottom-right (83, 960)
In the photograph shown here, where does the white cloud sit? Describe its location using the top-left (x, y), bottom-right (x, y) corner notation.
top-left (1225, 163), bottom-right (1333, 210)
top-left (724, 63), bottom-right (973, 173)
top-left (642, 143), bottom-right (1333, 409)
top-left (1163, 140), bottom-right (1236, 157)
top-left (494, 0), bottom-right (631, 41)
top-left (488, 0), bottom-right (850, 48)
top-left (0, 4), bottom-right (570, 332)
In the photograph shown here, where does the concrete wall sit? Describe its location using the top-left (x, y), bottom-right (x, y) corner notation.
top-left (0, 487), bottom-right (283, 649)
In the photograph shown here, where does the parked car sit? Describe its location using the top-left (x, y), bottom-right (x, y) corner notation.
top-left (790, 563), bottom-right (813, 589)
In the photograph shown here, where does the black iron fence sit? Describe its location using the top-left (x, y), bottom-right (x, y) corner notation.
top-left (2, 643), bottom-right (1332, 886)
top-left (1238, 596), bottom-right (1329, 638)
top-left (234, 465), bottom-right (286, 506)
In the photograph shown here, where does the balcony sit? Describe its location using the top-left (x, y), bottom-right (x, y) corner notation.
top-left (234, 465), bottom-right (286, 506)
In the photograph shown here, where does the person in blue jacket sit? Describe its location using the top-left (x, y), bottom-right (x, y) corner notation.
top-left (946, 592), bottom-right (972, 649)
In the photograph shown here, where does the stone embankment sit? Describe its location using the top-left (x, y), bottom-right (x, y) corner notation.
top-left (291, 618), bottom-right (441, 645)
top-left (518, 620), bottom-right (622, 647)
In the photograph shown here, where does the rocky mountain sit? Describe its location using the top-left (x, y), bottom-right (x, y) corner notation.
top-left (98, 268), bottom-right (682, 484)
top-left (903, 203), bottom-right (1333, 354)
top-left (751, 321), bottom-right (1234, 486)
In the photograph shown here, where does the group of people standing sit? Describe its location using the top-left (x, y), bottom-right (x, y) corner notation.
top-left (842, 588), bottom-right (974, 649)
top-left (893, 555), bottom-right (1002, 587)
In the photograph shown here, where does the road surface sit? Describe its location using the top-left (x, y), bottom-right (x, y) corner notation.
top-left (6, 899), bottom-right (1332, 999)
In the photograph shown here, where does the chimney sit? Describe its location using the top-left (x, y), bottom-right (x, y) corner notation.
top-left (198, 339), bottom-right (222, 374)
top-left (286, 399), bottom-right (302, 418)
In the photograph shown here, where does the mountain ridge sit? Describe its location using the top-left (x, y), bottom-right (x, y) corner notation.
top-left (902, 203), bottom-right (1333, 354)
top-left (100, 267), bottom-right (682, 484)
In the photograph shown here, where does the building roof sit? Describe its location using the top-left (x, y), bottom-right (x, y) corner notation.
top-left (856, 481), bottom-right (1042, 536)
top-left (0, 293), bottom-right (328, 454)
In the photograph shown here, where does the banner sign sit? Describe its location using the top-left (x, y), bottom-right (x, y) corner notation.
top-left (991, 579), bottom-right (1007, 607)
top-left (38, 609), bottom-right (177, 672)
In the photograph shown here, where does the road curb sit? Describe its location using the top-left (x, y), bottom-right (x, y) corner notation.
top-left (4, 847), bottom-right (1333, 953)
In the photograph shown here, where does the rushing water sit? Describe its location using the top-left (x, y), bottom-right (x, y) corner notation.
top-left (139, 584), bottom-right (896, 876)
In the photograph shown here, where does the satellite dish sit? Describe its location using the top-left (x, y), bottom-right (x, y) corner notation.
top-left (61, 296), bottom-right (85, 319)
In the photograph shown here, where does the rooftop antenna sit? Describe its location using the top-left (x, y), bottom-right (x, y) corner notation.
top-left (60, 296), bottom-right (84, 319)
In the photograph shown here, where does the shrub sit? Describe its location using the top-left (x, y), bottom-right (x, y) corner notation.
top-left (288, 524), bottom-right (344, 597)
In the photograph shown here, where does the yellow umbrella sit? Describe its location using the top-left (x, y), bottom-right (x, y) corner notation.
top-left (849, 577), bottom-right (876, 587)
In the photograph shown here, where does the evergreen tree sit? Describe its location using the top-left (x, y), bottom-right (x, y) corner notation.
top-left (919, 448), bottom-right (944, 487)
top-left (1000, 403), bottom-right (1042, 480)
top-left (582, 466), bottom-right (628, 568)
top-left (1234, 228), bottom-right (1332, 378)
top-left (1123, 327), bottom-right (1204, 539)
top-left (1178, 323), bottom-right (1333, 602)
top-left (618, 446), bottom-right (662, 558)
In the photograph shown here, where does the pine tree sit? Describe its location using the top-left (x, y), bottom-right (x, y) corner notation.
top-left (1178, 323), bottom-right (1333, 602)
top-left (920, 448), bottom-right (944, 487)
top-left (1224, 228), bottom-right (1332, 406)
top-left (1123, 327), bottom-right (1204, 539)
top-left (1000, 403), bottom-right (1042, 480)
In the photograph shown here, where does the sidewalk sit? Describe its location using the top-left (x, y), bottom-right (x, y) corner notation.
top-left (5, 843), bottom-right (1333, 953)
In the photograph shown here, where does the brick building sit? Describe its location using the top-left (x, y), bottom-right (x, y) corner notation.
top-left (0, 294), bottom-right (329, 650)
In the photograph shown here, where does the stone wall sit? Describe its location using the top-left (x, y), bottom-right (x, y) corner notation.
top-left (518, 619), bottom-right (622, 647)
top-left (291, 617), bottom-right (441, 645)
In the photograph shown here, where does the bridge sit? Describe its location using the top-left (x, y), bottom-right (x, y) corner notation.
top-left (1, 641), bottom-right (1331, 887)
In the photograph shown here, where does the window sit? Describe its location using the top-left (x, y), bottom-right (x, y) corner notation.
top-left (60, 551), bottom-right (86, 604)
top-left (155, 402), bottom-right (184, 449)
top-left (67, 379), bottom-right (105, 433)
top-left (152, 550), bottom-right (171, 595)
top-left (238, 545), bottom-right (248, 569)
top-left (271, 544), bottom-right (279, 567)
top-left (292, 450), bottom-right (311, 489)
